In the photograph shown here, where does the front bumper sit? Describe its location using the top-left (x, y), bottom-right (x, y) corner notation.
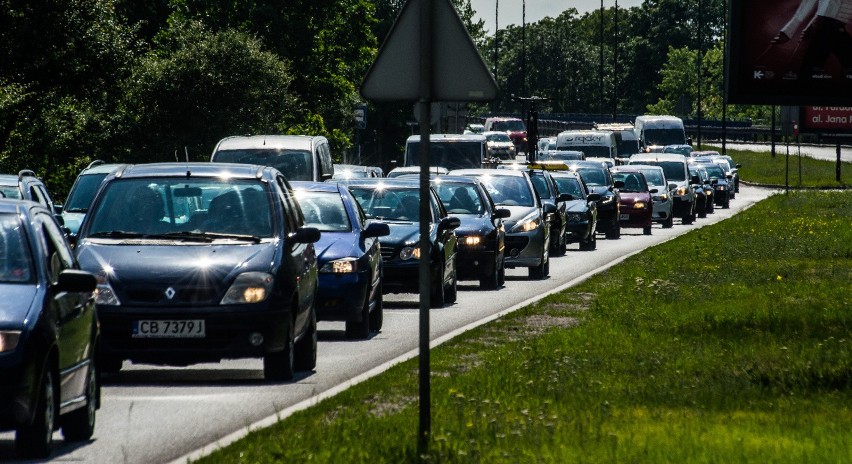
top-left (651, 199), bottom-right (672, 222)
top-left (618, 205), bottom-right (653, 228)
top-left (316, 271), bottom-right (370, 321)
top-left (596, 200), bottom-right (619, 232)
top-left (672, 197), bottom-right (693, 217)
top-left (456, 249), bottom-right (498, 280)
top-left (504, 227), bottom-right (546, 268)
top-left (564, 218), bottom-right (592, 242)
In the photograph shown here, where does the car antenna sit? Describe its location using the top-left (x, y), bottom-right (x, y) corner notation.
top-left (184, 147), bottom-right (192, 177)
top-left (174, 149), bottom-right (179, 162)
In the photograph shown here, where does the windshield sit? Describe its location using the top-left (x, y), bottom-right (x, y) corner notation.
top-left (491, 120), bottom-right (525, 132)
top-left (573, 146), bottom-right (611, 158)
top-left (64, 173), bottom-right (109, 212)
top-left (553, 177), bottom-right (584, 199)
top-left (86, 178), bottom-right (273, 238)
top-left (406, 141), bottom-right (483, 170)
top-left (528, 174), bottom-right (551, 199)
top-left (348, 186), bottom-right (430, 222)
top-left (714, 159), bottom-right (732, 171)
top-left (486, 133), bottom-right (511, 143)
top-left (703, 164), bottom-right (726, 178)
top-left (637, 168), bottom-right (665, 186)
top-left (295, 190), bottom-right (351, 232)
top-left (572, 167), bottom-right (608, 186)
top-left (433, 183), bottom-right (485, 215)
top-left (637, 161), bottom-right (686, 182)
top-left (542, 152), bottom-right (584, 162)
top-left (0, 214), bottom-right (34, 283)
top-left (0, 184), bottom-right (21, 200)
top-left (617, 139), bottom-right (640, 157)
top-left (612, 171), bottom-right (648, 193)
top-left (644, 128), bottom-right (686, 146)
top-left (472, 175), bottom-right (534, 207)
top-left (213, 149), bottom-right (313, 181)
top-left (332, 167), bottom-right (370, 179)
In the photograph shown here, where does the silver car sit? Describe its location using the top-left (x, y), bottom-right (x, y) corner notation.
top-left (629, 164), bottom-right (675, 228)
top-left (450, 169), bottom-right (552, 279)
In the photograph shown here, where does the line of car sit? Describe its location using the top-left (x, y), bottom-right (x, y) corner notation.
top-left (0, 135), bottom-right (740, 459)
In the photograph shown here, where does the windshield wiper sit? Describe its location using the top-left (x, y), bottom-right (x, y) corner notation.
top-left (88, 230), bottom-right (146, 239)
top-left (63, 207), bottom-right (88, 213)
top-left (157, 231), bottom-right (262, 243)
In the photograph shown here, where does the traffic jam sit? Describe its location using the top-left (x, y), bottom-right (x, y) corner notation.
top-left (0, 114), bottom-right (744, 458)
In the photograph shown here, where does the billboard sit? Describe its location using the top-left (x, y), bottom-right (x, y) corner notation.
top-left (728, 0), bottom-right (852, 105)
top-left (799, 106), bottom-right (852, 132)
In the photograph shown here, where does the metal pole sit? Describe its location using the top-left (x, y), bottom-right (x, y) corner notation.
top-left (600, 0), bottom-right (604, 119)
top-left (417, 0), bottom-right (433, 455)
top-left (613, 0), bottom-right (618, 120)
top-left (494, 0), bottom-right (498, 82)
top-left (522, 0), bottom-right (527, 96)
top-left (837, 144), bottom-right (843, 182)
top-left (697, 0), bottom-right (703, 148)
top-left (771, 106), bottom-right (777, 157)
top-left (722, 0), bottom-right (728, 155)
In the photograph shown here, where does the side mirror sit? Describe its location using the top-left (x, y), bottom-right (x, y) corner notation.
top-left (690, 175), bottom-right (701, 184)
top-left (668, 183), bottom-right (678, 190)
top-left (56, 269), bottom-right (97, 293)
top-left (493, 208), bottom-right (511, 219)
top-left (292, 226), bottom-right (321, 244)
top-left (54, 203), bottom-right (64, 214)
top-left (54, 214), bottom-right (65, 226)
top-left (613, 180), bottom-right (625, 189)
top-left (727, 175), bottom-right (733, 180)
top-left (735, 163), bottom-right (742, 168)
top-left (711, 179), bottom-right (718, 185)
top-left (440, 216), bottom-right (461, 230)
top-left (687, 138), bottom-right (693, 146)
top-left (542, 203), bottom-right (557, 215)
top-left (556, 193), bottom-right (573, 202)
top-left (587, 193), bottom-right (601, 202)
top-left (363, 222), bottom-right (390, 238)
top-left (649, 188), bottom-right (658, 194)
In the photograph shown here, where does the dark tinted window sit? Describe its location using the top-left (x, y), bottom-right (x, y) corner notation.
top-left (65, 173), bottom-right (109, 212)
top-left (433, 182), bottom-right (484, 215)
top-left (472, 174), bottom-right (535, 207)
top-left (0, 214), bottom-right (34, 283)
top-left (295, 190), bottom-right (351, 232)
top-left (553, 177), bottom-right (584, 199)
top-left (213, 149), bottom-right (313, 181)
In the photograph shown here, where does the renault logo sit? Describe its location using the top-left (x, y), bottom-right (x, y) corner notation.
top-left (164, 287), bottom-right (176, 300)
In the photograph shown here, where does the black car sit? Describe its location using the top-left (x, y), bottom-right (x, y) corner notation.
top-left (526, 168), bottom-right (570, 256)
top-left (688, 164), bottom-right (714, 218)
top-left (567, 161), bottom-right (622, 239)
top-left (75, 163), bottom-right (321, 382)
top-left (344, 179), bottom-right (460, 307)
top-left (549, 171), bottom-right (600, 251)
top-left (291, 181), bottom-right (389, 339)
top-left (0, 200), bottom-right (99, 458)
top-left (700, 162), bottom-right (733, 208)
top-left (432, 176), bottom-right (509, 289)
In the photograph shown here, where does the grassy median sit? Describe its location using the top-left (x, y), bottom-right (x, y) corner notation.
top-left (704, 145), bottom-right (851, 189)
top-left (199, 190), bottom-right (852, 463)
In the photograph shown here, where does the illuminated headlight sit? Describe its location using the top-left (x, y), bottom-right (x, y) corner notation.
top-left (653, 194), bottom-right (668, 202)
top-left (566, 213), bottom-right (585, 223)
top-left (676, 187), bottom-right (689, 196)
top-left (400, 245), bottom-right (421, 260)
top-left (633, 202), bottom-right (647, 209)
top-left (0, 330), bottom-right (22, 353)
top-left (462, 235), bottom-right (484, 247)
top-left (221, 272), bottom-right (274, 304)
top-left (95, 274), bottom-right (121, 306)
top-left (716, 185), bottom-right (727, 190)
top-left (601, 195), bottom-right (615, 204)
top-left (320, 258), bottom-right (358, 273)
top-left (512, 212), bottom-right (540, 233)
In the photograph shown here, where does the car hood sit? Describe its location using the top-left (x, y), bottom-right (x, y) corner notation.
top-left (76, 242), bottom-right (277, 305)
top-left (315, 232), bottom-right (361, 264)
top-left (454, 214), bottom-right (495, 236)
top-left (377, 221), bottom-right (436, 248)
top-left (0, 284), bottom-right (37, 328)
top-left (496, 205), bottom-right (539, 229)
top-left (564, 200), bottom-right (590, 213)
top-left (588, 185), bottom-right (614, 197)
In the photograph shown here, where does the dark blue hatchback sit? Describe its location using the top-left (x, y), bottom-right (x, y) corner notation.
top-left (74, 163), bottom-right (321, 382)
top-left (291, 181), bottom-right (389, 339)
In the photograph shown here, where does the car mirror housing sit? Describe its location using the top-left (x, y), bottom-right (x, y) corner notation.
top-left (292, 226), bottom-right (321, 244)
top-left (493, 208), bottom-right (511, 219)
top-left (649, 188), bottom-right (658, 194)
top-left (587, 193), bottom-right (601, 202)
top-left (441, 216), bottom-right (461, 230)
top-left (556, 193), bottom-right (573, 202)
top-left (668, 183), bottom-right (678, 190)
top-left (363, 222), bottom-right (390, 238)
top-left (542, 203), bottom-right (557, 214)
top-left (613, 180), bottom-right (625, 189)
top-left (56, 269), bottom-right (97, 293)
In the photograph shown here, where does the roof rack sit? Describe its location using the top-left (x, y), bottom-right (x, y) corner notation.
top-left (18, 169), bottom-right (37, 180)
top-left (86, 159), bottom-right (106, 169)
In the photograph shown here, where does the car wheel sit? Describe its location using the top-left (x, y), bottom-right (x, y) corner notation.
top-left (16, 366), bottom-right (55, 458)
top-left (264, 320), bottom-right (295, 382)
top-left (294, 307), bottom-right (317, 371)
top-left (445, 270), bottom-right (458, 304)
top-left (529, 255), bottom-right (549, 279)
top-left (431, 266), bottom-right (446, 308)
top-left (496, 263), bottom-right (506, 286)
top-left (708, 201), bottom-right (715, 214)
top-left (368, 285), bottom-right (383, 332)
top-left (61, 361), bottom-right (97, 442)
top-left (663, 215), bottom-right (674, 229)
top-left (345, 289), bottom-right (371, 340)
top-left (605, 222), bottom-right (620, 240)
top-left (683, 207), bottom-right (694, 224)
top-left (643, 225), bottom-right (652, 235)
top-left (100, 355), bottom-right (122, 375)
top-left (550, 231), bottom-right (566, 256)
top-left (480, 265), bottom-right (499, 289)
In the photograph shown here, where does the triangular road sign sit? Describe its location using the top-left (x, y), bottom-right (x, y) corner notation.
top-left (360, 0), bottom-right (498, 102)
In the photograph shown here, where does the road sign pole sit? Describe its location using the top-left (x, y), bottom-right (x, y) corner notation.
top-left (418, 0), bottom-right (433, 457)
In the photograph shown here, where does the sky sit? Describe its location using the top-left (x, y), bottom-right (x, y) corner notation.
top-left (470, 0), bottom-right (645, 34)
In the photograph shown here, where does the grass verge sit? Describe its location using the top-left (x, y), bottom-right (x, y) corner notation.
top-left (704, 145), bottom-right (851, 188)
top-left (199, 191), bottom-right (852, 463)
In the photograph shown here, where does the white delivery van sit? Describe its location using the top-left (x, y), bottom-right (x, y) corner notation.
top-left (555, 130), bottom-right (618, 159)
top-left (594, 123), bottom-right (640, 164)
top-left (633, 115), bottom-right (688, 152)
top-left (211, 135), bottom-right (334, 182)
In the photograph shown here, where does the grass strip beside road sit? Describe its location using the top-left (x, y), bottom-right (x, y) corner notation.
top-left (706, 146), bottom-right (851, 188)
top-left (199, 191), bottom-right (852, 463)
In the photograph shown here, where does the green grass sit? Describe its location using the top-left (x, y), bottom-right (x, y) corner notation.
top-left (198, 191), bottom-right (852, 463)
top-left (703, 145), bottom-right (852, 188)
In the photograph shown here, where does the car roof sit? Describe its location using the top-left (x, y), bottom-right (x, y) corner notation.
top-left (431, 175), bottom-right (481, 185)
top-left (342, 178), bottom-right (421, 188)
top-left (610, 166), bottom-right (646, 172)
top-left (548, 170), bottom-right (583, 179)
top-left (405, 133), bottom-right (486, 142)
top-left (110, 162), bottom-right (270, 180)
top-left (629, 153), bottom-right (688, 162)
top-left (450, 168), bottom-right (525, 177)
top-left (0, 198), bottom-right (44, 215)
top-left (566, 160), bottom-right (610, 169)
top-left (214, 135), bottom-right (323, 151)
top-left (290, 181), bottom-right (342, 193)
top-left (485, 116), bottom-right (522, 121)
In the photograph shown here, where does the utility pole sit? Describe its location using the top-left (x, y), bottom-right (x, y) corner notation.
top-left (522, 0), bottom-right (527, 96)
top-left (722, 0), bottom-right (728, 155)
top-left (614, 0), bottom-right (619, 120)
top-left (697, 0), bottom-right (703, 148)
top-left (599, 0), bottom-right (605, 119)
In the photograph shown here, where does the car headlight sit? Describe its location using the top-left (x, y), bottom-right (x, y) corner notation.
top-left (601, 195), bottom-right (615, 204)
top-left (676, 187), bottom-right (689, 196)
top-left (0, 330), bottom-right (22, 353)
top-left (400, 244), bottom-right (421, 260)
top-left (511, 212), bottom-right (540, 233)
top-left (221, 272), bottom-right (274, 304)
top-left (95, 273), bottom-right (121, 306)
top-left (320, 258), bottom-right (358, 273)
top-left (633, 202), bottom-right (647, 209)
top-left (653, 194), bottom-right (668, 202)
top-left (716, 185), bottom-right (726, 190)
top-left (461, 235), bottom-right (484, 247)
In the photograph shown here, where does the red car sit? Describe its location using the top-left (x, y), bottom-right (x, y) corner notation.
top-left (610, 167), bottom-right (655, 235)
top-left (485, 117), bottom-right (528, 154)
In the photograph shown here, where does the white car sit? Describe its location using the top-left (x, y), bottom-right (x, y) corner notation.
top-left (628, 164), bottom-right (675, 228)
top-left (483, 131), bottom-right (517, 160)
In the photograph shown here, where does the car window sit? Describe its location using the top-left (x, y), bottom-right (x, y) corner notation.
top-left (214, 149), bottom-right (313, 182)
top-left (474, 175), bottom-right (535, 207)
top-left (433, 183), bottom-right (484, 215)
top-left (704, 164), bottom-right (726, 178)
top-left (87, 178), bottom-right (273, 237)
top-left (348, 186), bottom-right (425, 222)
top-left (573, 167), bottom-right (607, 186)
top-left (638, 169), bottom-right (665, 186)
top-left (0, 213), bottom-right (34, 283)
top-left (65, 173), bottom-right (109, 212)
top-left (38, 213), bottom-right (73, 283)
top-left (528, 173), bottom-right (552, 199)
top-left (294, 190), bottom-right (351, 232)
top-left (612, 172), bottom-right (647, 193)
top-left (553, 177), bottom-right (584, 199)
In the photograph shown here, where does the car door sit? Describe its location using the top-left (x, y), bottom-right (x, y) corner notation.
top-left (350, 191), bottom-right (382, 296)
top-left (277, 176), bottom-right (316, 331)
top-left (431, 189), bottom-right (457, 285)
top-left (35, 211), bottom-right (94, 405)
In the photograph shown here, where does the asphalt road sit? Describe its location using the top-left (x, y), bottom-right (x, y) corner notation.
top-left (0, 185), bottom-right (776, 464)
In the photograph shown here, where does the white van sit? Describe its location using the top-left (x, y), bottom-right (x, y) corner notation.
top-left (594, 123), bottom-right (640, 164)
top-left (403, 134), bottom-right (488, 170)
top-left (633, 115), bottom-right (688, 152)
top-left (555, 130), bottom-right (618, 159)
top-left (210, 135), bottom-right (334, 182)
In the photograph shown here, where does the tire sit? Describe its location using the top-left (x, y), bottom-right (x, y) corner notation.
top-left (61, 361), bottom-right (97, 442)
top-left (579, 231), bottom-right (596, 251)
top-left (445, 270), bottom-right (458, 304)
top-left (605, 222), bottom-right (620, 240)
top-left (496, 264), bottom-right (506, 286)
top-left (662, 215), bottom-right (674, 229)
top-left (724, 198), bottom-right (730, 209)
top-left (550, 230), bottom-right (566, 256)
top-left (100, 355), bottom-right (122, 375)
top-left (707, 201), bottom-right (715, 214)
top-left (431, 267), bottom-right (446, 308)
top-left (480, 265), bottom-right (499, 289)
top-left (643, 225), bottom-right (652, 235)
top-left (264, 320), bottom-right (295, 382)
top-left (368, 287), bottom-right (383, 331)
top-left (529, 255), bottom-right (549, 279)
top-left (16, 366), bottom-right (55, 458)
top-left (294, 307), bottom-right (317, 371)
top-left (682, 206), bottom-right (694, 225)
top-left (345, 290), bottom-right (371, 340)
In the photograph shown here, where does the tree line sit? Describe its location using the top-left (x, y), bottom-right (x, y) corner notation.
top-left (0, 0), bottom-right (768, 198)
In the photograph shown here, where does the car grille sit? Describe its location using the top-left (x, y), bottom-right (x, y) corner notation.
top-left (380, 246), bottom-right (398, 262)
top-left (123, 285), bottom-right (221, 305)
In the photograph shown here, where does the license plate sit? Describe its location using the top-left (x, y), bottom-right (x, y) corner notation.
top-left (619, 214), bottom-right (631, 220)
top-left (132, 319), bottom-right (206, 338)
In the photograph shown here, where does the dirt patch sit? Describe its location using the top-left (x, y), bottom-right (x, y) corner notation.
top-left (365, 394), bottom-right (417, 418)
